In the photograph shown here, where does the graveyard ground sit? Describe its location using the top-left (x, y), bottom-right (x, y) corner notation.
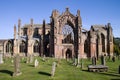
top-left (0, 57), bottom-right (120, 80)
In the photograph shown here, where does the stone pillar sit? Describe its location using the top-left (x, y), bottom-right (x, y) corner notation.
top-left (14, 24), bottom-right (17, 40)
top-left (42, 20), bottom-right (45, 56)
top-left (13, 24), bottom-right (17, 55)
top-left (90, 43), bottom-right (96, 58)
top-left (18, 19), bottom-right (21, 37)
top-left (27, 40), bottom-right (32, 56)
top-left (92, 56), bottom-right (96, 65)
top-left (101, 55), bottom-right (106, 65)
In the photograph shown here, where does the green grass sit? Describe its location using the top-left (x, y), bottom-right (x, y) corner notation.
top-left (0, 57), bottom-right (120, 80)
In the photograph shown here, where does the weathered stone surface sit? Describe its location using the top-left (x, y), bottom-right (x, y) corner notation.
top-left (0, 53), bottom-right (3, 64)
top-left (34, 59), bottom-right (39, 67)
top-left (101, 55), bottom-right (106, 65)
top-left (0, 8), bottom-right (113, 59)
top-left (51, 62), bottom-right (56, 77)
top-left (13, 54), bottom-right (22, 76)
top-left (92, 56), bottom-right (96, 65)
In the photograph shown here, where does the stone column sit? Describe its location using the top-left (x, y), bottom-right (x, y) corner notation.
top-left (92, 56), bottom-right (96, 65)
top-left (101, 55), bottom-right (106, 66)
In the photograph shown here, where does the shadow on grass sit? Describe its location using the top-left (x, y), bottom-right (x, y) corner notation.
top-left (111, 79), bottom-right (120, 80)
top-left (38, 71), bottom-right (51, 76)
top-left (29, 65), bottom-right (34, 67)
top-left (82, 69), bottom-right (120, 77)
top-left (98, 72), bottom-right (120, 77)
top-left (0, 70), bottom-right (13, 76)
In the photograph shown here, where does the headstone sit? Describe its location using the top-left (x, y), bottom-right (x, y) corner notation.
top-left (73, 58), bottom-right (77, 66)
top-left (112, 56), bottom-right (115, 62)
top-left (57, 57), bottom-right (61, 67)
top-left (11, 59), bottom-right (13, 63)
top-left (92, 56), bottom-right (96, 65)
top-left (77, 56), bottom-right (80, 67)
top-left (26, 56), bottom-right (29, 63)
top-left (30, 54), bottom-right (33, 63)
top-left (13, 54), bottom-right (22, 76)
top-left (42, 55), bottom-right (46, 62)
top-left (0, 53), bottom-right (3, 64)
top-left (101, 55), bottom-right (106, 65)
top-left (51, 62), bottom-right (56, 77)
top-left (34, 59), bottom-right (39, 67)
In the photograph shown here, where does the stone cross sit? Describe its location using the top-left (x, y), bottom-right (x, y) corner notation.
top-left (101, 55), bottom-right (106, 66)
top-left (13, 54), bottom-right (22, 76)
top-left (0, 53), bottom-right (3, 64)
top-left (34, 59), bottom-right (39, 67)
top-left (51, 62), bottom-right (56, 77)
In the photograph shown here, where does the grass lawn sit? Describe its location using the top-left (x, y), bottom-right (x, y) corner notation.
top-left (0, 57), bottom-right (120, 80)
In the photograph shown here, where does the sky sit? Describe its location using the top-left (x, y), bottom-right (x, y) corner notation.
top-left (0, 0), bottom-right (120, 39)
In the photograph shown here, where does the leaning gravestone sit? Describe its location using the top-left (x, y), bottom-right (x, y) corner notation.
top-left (51, 62), bottom-right (56, 77)
top-left (34, 59), bottom-right (39, 67)
top-left (0, 53), bottom-right (3, 64)
top-left (92, 56), bottom-right (96, 65)
top-left (13, 54), bottom-right (22, 76)
top-left (101, 55), bottom-right (106, 66)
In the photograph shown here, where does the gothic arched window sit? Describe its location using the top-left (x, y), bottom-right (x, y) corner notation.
top-left (62, 25), bottom-right (74, 44)
top-left (6, 41), bottom-right (12, 53)
top-left (20, 41), bottom-right (26, 53)
top-left (33, 41), bottom-right (39, 53)
top-left (101, 34), bottom-right (105, 52)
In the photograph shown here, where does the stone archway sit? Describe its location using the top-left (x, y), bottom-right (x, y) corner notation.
top-left (66, 48), bottom-right (72, 59)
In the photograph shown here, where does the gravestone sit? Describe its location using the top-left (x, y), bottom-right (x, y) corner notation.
top-left (34, 59), bottom-right (39, 67)
top-left (77, 54), bottom-right (80, 67)
top-left (57, 57), bottom-right (61, 67)
top-left (26, 56), bottom-right (30, 63)
top-left (30, 54), bottom-right (33, 63)
top-left (26, 54), bottom-right (34, 63)
top-left (42, 55), bottom-right (46, 62)
top-left (92, 56), bottom-right (96, 65)
top-left (13, 54), bottom-right (22, 76)
top-left (11, 59), bottom-right (13, 63)
top-left (101, 55), bottom-right (106, 65)
top-left (51, 62), bottom-right (56, 77)
top-left (112, 56), bottom-right (115, 62)
top-left (0, 53), bottom-right (3, 64)
top-left (73, 58), bottom-right (77, 66)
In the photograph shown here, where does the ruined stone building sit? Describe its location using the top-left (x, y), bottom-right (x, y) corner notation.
top-left (0, 8), bottom-right (113, 58)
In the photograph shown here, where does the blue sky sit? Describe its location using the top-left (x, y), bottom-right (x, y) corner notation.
top-left (0, 0), bottom-right (120, 39)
